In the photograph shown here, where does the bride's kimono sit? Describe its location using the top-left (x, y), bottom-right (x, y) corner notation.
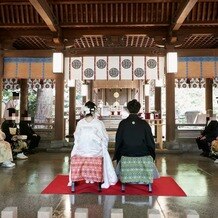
top-left (68, 117), bottom-right (118, 188)
top-left (0, 130), bottom-right (13, 163)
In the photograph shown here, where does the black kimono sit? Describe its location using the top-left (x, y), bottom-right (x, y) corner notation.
top-left (1, 120), bottom-right (22, 154)
top-left (1, 120), bottom-right (18, 144)
top-left (201, 120), bottom-right (218, 143)
top-left (19, 120), bottom-right (41, 151)
top-left (196, 120), bottom-right (218, 155)
top-left (113, 114), bottom-right (156, 163)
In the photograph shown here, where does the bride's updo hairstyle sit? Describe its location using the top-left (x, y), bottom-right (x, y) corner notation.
top-left (84, 101), bottom-right (97, 117)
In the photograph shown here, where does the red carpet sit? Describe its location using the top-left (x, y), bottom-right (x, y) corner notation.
top-left (41, 175), bottom-right (186, 196)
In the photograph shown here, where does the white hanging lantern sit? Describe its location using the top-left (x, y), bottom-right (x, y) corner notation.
top-left (53, 52), bottom-right (64, 73)
top-left (166, 52), bottom-right (178, 73)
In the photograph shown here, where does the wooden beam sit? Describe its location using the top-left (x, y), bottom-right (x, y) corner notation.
top-left (182, 21), bottom-right (218, 26)
top-left (177, 49), bottom-right (218, 57)
top-left (0, 27), bottom-right (166, 39)
top-left (177, 27), bottom-right (218, 36)
top-left (2, 47), bottom-right (218, 58)
top-left (28, 0), bottom-right (62, 44)
top-left (1, 21), bottom-right (217, 29)
top-left (1, 27), bottom-right (217, 44)
top-left (59, 23), bottom-right (169, 28)
top-left (4, 50), bottom-right (52, 57)
top-left (0, 0), bottom-right (184, 4)
top-left (171, 0), bottom-right (198, 31)
top-left (66, 47), bottom-right (166, 56)
top-left (29, 0), bottom-right (58, 32)
top-left (0, 29), bottom-right (53, 40)
top-left (67, 47), bottom-right (218, 56)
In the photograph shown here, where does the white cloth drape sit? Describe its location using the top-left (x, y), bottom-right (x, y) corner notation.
top-left (3, 99), bottom-right (19, 119)
top-left (68, 117), bottom-right (118, 188)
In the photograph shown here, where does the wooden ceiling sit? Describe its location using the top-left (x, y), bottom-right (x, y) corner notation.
top-left (0, 0), bottom-right (218, 56)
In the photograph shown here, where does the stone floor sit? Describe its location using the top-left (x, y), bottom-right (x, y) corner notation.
top-left (0, 151), bottom-right (218, 218)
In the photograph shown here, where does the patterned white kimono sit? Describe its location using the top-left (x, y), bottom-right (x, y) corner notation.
top-left (68, 117), bottom-right (118, 188)
top-left (0, 130), bottom-right (13, 163)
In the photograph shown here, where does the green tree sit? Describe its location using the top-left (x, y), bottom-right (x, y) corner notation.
top-left (27, 90), bottom-right (37, 117)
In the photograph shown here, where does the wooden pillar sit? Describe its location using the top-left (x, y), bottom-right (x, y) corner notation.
top-left (205, 78), bottom-right (213, 117)
top-left (55, 74), bottom-right (65, 140)
top-left (88, 81), bottom-right (93, 101)
top-left (20, 79), bottom-right (28, 116)
top-left (127, 89), bottom-right (132, 102)
top-left (165, 73), bottom-right (175, 142)
top-left (139, 80), bottom-right (144, 107)
top-left (145, 96), bottom-right (149, 113)
top-left (155, 87), bottom-right (161, 116)
top-left (93, 88), bottom-right (98, 105)
top-left (69, 87), bottom-right (76, 138)
top-left (0, 50), bottom-right (3, 122)
top-left (155, 86), bottom-right (162, 141)
top-left (102, 88), bottom-right (106, 104)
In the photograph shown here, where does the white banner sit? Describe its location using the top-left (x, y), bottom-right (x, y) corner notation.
top-left (95, 56), bottom-right (107, 80)
top-left (133, 56), bottom-right (145, 80)
top-left (146, 56), bottom-right (158, 80)
top-left (71, 57), bottom-right (82, 80)
top-left (67, 55), bottom-right (165, 81)
top-left (121, 56), bottom-right (133, 80)
top-left (108, 56), bottom-right (120, 80)
top-left (83, 56), bottom-right (95, 80)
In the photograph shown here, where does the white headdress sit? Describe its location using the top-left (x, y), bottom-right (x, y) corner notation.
top-left (83, 106), bottom-right (90, 114)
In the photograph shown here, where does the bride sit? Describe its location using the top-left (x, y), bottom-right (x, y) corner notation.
top-left (68, 101), bottom-right (118, 188)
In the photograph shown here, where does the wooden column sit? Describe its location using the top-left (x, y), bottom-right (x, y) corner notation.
top-left (127, 89), bottom-right (132, 102)
top-left (88, 81), bottom-right (93, 101)
top-left (165, 73), bottom-right (176, 142)
top-left (102, 88), bottom-right (106, 104)
top-left (139, 80), bottom-right (144, 107)
top-left (68, 87), bottom-right (76, 139)
top-left (55, 74), bottom-right (65, 140)
top-left (205, 78), bottom-right (213, 117)
top-left (0, 50), bottom-right (3, 122)
top-left (144, 84), bottom-right (150, 113)
top-left (20, 79), bottom-right (28, 116)
top-left (155, 86), bottom-right (162, 142)
top-left (155, 87), bottom-right (161, 116)
top-left (145, 96), bottom-right (149, 113)
top-left (93, 88), bottom-right (98, 105)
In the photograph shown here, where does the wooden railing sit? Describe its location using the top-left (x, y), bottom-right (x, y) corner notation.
top-left (175, 124), bottom-right (205, 139)
top-left (101, 117), bottom-right (164, 149)
top-left (32, 122), bottom-right (54, 129)
top-left (175, 123), bottom-right (205, 151)
top-left (32, 123), bottom-right (55, 148)
top-left (145, 119), bottom-right (163, 149)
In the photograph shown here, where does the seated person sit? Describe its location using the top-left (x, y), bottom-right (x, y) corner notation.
top-left (196, 116), bottom-right (218, 157)
top-left (3, 92), bottom-right (19, 120)
top-left (0, 129), bottom-right (15, 168)
top-left (1, 108), bottom-right (28, 160)
top-left (68, 101), bottom-right (118, 188)
top-left (113, 99), bottom-right (159, 179)
top-left (19, 110), bottom-right (40, 153)
top-left (211, 138), bottom-right (218, 163)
